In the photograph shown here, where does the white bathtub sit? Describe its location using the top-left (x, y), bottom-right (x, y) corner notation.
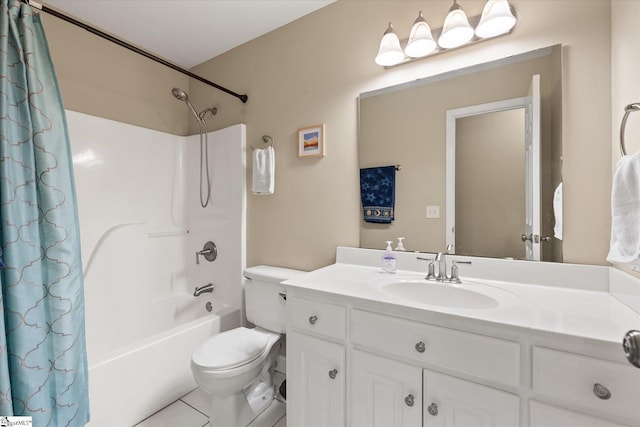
top-left (87, 305), bottom-right (241, 427)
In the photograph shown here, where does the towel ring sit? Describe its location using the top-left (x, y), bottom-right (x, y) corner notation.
top-left (250, 135), bottom-right (275, 151)
top-left (620, 103), bottom-right (640, 156)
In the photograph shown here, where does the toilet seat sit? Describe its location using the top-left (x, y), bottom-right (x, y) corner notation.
top-left (192, 327), bottom-right (279, 371)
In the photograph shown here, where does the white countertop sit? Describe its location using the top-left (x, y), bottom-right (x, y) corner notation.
top-left (283, 262), bottom-right (640, 345)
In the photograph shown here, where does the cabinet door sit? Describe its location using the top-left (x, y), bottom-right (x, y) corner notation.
top-left (287, 331), bottom-right (345, 427)
top-left (423, 370), bottom-right (519, 427)
top-left (351, 350), bottom-right (422, 427)
top-left (530, 401), bottom-right (631, 427)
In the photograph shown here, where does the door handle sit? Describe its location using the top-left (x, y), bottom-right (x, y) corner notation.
top-left (522, 234), bottom-right (543, 243)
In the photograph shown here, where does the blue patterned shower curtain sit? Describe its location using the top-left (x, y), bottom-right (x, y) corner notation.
top-left (0, 0), bottom-right (90, 425)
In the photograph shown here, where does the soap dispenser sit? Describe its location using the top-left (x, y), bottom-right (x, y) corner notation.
top-left (382, 241), bottom-right (397, 273)
top-left (395, 237), bottom-right (406, 251)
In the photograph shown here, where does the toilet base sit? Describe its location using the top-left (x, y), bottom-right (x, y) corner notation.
top-left (208, 384), bottom-right (275, 427)
top-left (207, 362), bottom-right (276, 427)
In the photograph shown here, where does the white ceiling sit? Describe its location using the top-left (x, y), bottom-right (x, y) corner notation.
top-left (44, 0), bottom-right (335, 68)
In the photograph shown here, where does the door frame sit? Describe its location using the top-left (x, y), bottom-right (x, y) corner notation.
top-left (445, 95), bottom-right (536, 258)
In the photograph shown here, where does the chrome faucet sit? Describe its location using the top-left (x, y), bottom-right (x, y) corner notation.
top-left (435, 244), bottom-right (454, 282)
top-left (435, 252), bottom-right (448, 282)
top-left (194, 283), bottom-right (214, 297)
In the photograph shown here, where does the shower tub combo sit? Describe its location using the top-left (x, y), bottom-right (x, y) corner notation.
top-left (66, 110), bottom-right (246, 426)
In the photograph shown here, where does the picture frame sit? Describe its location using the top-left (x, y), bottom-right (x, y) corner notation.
top-left (298, 124), bottom-right (325, 158)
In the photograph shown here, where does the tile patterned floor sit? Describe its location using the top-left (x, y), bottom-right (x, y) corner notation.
top-left (135, 373), bottom-right (286, 427)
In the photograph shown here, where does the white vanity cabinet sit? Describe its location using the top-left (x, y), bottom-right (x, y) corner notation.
top-left (531, 346), bottom-right (640, 426)
top-left (285, 286), bottom-right (640, 427)
top-left (350, 309), bottom-right (520, 427)
top-left (530, 401), bottom-right (632, 427)
top-left (286, 297), bottom-right (346, 427)
top-left (422, 370), bottom-right (519, 427)
top-left (351, 349), bottom-right (422, 427)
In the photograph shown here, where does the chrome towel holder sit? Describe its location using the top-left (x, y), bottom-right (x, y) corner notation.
top-left (619, 103), bottom-right (640, 156)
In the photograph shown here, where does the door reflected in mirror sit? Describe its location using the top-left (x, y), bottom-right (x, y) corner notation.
top-left (453, 108), bottom-right (526, 259)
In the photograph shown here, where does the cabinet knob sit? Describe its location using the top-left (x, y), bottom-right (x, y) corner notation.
top-left (404, 394), bottom-right (414, 407)
top-left (427, 402), bottom-right (438, 416)
top-left (328, 369), bottom-right (338, 379)
top-left (623, 330), bottom-right (640, 368)
top-left (308, 315), bottom-right (318, 325)
top-left (415, 341), bottom-right (426, 353)
top-left (593, 383), bottom-right (611, 400)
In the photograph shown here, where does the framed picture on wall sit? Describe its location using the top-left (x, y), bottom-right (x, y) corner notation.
top-left (298, 124), bottom-right (325, 158)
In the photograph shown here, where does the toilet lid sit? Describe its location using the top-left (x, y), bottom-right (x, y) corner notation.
top-left (192, 327), bottom-right (273, 370)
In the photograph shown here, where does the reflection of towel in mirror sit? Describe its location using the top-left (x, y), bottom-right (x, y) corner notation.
top-left (360, 166), bottom-right (396, 223)
top-left (553, 182), bottom-right (563, 240)
top-left (252, 146), bottom-right (275, 195)
top-left (607, 153), bottom-right (640, 264)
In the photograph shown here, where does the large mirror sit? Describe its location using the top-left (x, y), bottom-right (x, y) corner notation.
top-left (359, 45), bottom-right (563, 262)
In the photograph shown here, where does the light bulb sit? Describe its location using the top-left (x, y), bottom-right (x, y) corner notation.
top-left (438, 1), bottom-right (474, 49)
top-left (375, 22), bottom-right (404, 67)
top-left (475, 0), bottom-right (517, 38)
top-left (404, 11), bottom-right (437, 58)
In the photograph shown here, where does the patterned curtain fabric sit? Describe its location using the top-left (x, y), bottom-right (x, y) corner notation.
top-left (0, 0), bottom-right (90, 425)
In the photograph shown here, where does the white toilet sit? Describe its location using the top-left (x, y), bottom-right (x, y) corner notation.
top-left (191, 265), bottom-right (304, 427)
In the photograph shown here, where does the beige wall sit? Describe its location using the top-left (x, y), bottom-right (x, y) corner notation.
top-left (42, 13), bottom-right (191, 135)
top-left (42, 0), bottom-right (613, 271)
top-left (611, 0), bottom-right (640, 277)
top-left (191, 0), bottom-right (612, 270)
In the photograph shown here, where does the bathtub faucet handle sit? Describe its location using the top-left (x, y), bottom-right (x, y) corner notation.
top-left (195, 241), bottom-right (218, 265)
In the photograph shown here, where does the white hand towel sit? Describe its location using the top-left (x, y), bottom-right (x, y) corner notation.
top-left (553, 182), bottom-right (563, 240)
top-left (607, 152), bottom-right (640, 264)
top-left (252, 146), bottom-right (275, 195)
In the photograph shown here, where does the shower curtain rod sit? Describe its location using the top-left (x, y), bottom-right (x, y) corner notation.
top-left (22, 0), bottom-right (249, 104)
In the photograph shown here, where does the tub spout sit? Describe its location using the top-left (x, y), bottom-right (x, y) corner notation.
top-left (194, 283), bottom-right (214, 297)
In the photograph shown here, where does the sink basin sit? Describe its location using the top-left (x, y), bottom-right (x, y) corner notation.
top-left (368, 276), bottom-right (517, 309)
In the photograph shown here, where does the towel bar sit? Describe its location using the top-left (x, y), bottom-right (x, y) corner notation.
top-left (619, 103), bottom-right (640, 156)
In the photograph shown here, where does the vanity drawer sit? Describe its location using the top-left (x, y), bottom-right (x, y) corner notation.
top-left (289, 297), bottom-right (345, 341)
top-left (532, 346), bottom-right (640, 421)
top-left (351, 309), bottom-right (519, 387)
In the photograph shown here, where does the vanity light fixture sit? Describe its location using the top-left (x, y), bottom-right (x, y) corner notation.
top-left (475, 0), bottom-right (517, 38)
top-left (438, 0), bottom-right (474, 49)
top-left (375, 0), bottom-right (517, 68)
top-left (404, 11), bottom-right (437, 58)
top-left (374, 22), bottom-right (405, 67)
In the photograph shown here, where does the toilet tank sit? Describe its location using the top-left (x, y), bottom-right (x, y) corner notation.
top-left (243, 265), bottom-right (306, 333)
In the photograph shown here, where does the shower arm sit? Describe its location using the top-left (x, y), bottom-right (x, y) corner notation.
top-left (198, 107), bottom-right (218, 122)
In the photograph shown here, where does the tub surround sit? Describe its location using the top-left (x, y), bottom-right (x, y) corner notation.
top-left (67, 111), bottom-right (247, 426)
top-left (283, 247), bottom-right (640, 427)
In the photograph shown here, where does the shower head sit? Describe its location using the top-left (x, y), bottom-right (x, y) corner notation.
top-left (171, 87), bottom-right (200, 123)
top-left (171, 87), bottom-right (189, 102)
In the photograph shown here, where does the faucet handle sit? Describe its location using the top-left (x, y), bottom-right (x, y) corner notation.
top-left (417, 257), bottom-right (437, 280)
top-left (448, 260), bottom-right (472, 284)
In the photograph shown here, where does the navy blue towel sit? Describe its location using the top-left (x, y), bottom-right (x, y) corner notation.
top-left (360, 166), bottom-right (396, 223)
